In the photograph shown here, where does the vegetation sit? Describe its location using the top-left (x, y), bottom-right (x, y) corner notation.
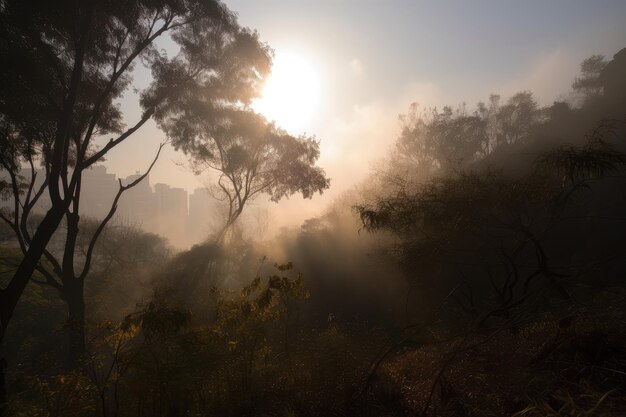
top-left (1, 1), bottom-right (626, 415)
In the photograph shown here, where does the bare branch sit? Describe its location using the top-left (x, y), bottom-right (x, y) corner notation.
top-left (0, 211), bottom-right (26, 254)
top-left (31, 265), bottom-right (63, 291)
top-left (78, 143), bottom-right (165, 281)
top-left (83, 107), bottom-right (155, 168)
top-left (78, 17), bottom-right (174, 163)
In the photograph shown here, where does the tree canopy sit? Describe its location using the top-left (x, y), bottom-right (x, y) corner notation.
top-left (175, 109), bottom-right (330, 239)
top-left (0, 0), bottom-right (274, 398)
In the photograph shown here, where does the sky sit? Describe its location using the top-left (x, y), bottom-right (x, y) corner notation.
top-left (103, 0), bottom-right (626, 234)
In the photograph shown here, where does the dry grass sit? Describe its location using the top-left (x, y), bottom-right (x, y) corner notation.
top-left (369, 306), bottom-right (626, 416)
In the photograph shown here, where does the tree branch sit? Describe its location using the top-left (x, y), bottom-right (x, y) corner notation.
top-left (82, 107), bottom-right (155, 168)
top-left (78, 143), bottom-right (165, 281)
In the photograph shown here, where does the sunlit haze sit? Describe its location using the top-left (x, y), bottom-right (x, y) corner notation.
top-left (4, 0), bottom-right (626, 240)
top-left (101, 1), bottom-right (626, 240)
top-left (252, 51), bottom-right (321, 134)
top-left (3, 1), bottom-right (626, 414)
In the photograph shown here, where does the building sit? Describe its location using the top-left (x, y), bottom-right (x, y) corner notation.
top-left (2, 164), bottom-right (207, 249)
top-left (117, 171), bottom-right (156, 230)
top-left (81, 165), bottom-right (118, 219)
top-left (154, 183), bottom-right (188, 247)
top-left (188, 187), bottom-right (215, 242)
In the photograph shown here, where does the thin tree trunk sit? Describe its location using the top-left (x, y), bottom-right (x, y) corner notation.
top-left (0, 204), bottom-right (67, 416)
top-left (1, 205), bottom-right (66, 327)
top-left (65, 282), bottom-right (86, 364)
top-left (0, 6), bottom-right (92, 411)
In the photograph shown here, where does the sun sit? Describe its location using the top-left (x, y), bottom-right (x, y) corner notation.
top-left (252, 51), bottom-right (321, 133)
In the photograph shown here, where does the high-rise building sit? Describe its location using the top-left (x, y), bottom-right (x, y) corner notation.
top-left (82, 165), bottom-right (118, 219)
top-left (154, 183), bottom-right (188, 247)
top-left (117, 172), bottom-right (156, 230)
top-left (2, 165), bottom-right (208, 249)
top-left (188, 187), bottom-right (214, 242)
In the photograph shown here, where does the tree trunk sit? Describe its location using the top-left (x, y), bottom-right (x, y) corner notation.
top-left (1, 205), bottom-right (66, 325)
top-left (65, 282), bottom-right (86, 364)
top-left (0, 204), bottom-right (67, 415)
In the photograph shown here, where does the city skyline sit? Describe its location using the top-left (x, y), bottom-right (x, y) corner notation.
top-left (1, 164), bottom-right (219, 248)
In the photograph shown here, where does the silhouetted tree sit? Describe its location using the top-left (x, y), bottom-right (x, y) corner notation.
top-left (599, 47), bottom-right (626, 110)
top-left (179, 110), bottom-right (330, 242)
top-left (391, 92), bottom-right (539, 184)
top-left (495, 91), bottom-right (539, 146)
top-left (0, 0), bottom-right (271, 407)
top-left (152, 108), bottom-right (329, 294)
top-left (357, 48), bottom-right (626, 330)
top-left (357, 135), bottom-right (626, 327)
top-left (572, 54), bottom-right (608, 101)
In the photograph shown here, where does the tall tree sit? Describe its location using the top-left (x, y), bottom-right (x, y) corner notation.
top-left (177, 110), bottom-right (330, 242)
top-left (150, 107), bottom-right (330, 294)
top-left (0, 0), bottom-right (270, 408)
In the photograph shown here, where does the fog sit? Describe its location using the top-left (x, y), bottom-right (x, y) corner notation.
top-left (94, 1), bottom-right (626, 238)
top-left (2, 1), bottom-right (626, 416)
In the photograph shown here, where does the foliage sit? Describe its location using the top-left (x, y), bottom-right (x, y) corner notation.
top-left (538, 132), bottom-right (626, 189)
top-left (393, 91), bottom-right (539, 180)
top-left (178, 109), bottom-right (330, 241)
top-left (572, 54), bottom-right (608, 100)
top-left (3, 30), bottom-right (626, 417)
top-left (5, 263), bottom-right (383, 416)
top-left (357, 134), bottom-right (626, 330)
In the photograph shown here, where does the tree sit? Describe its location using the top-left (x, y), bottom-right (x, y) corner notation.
top-left (357, 50), bottom-right (626, 329)
top-left (150, 107), bottom-right (329, 294)
top-left (357, 120), bottom-right (626, 330)
top-left (598, 47), bottom-right (626, 110)
top-left (394, 104), bottom-right (488, 178)
top-left (0, 0), bottom-right (271, 407)
top-left (389, 92), bottom-right (538, 186)
top-left (494, 91), bottom-right (538, 146)
top-left (572, 54), bottom-right (608, 101)
top-left (361, 49), bottom-right (626, 340)
top-left (177, 110), bottom-right (330, 242)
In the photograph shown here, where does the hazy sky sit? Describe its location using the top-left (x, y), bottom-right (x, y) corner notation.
top-left (103, 0), bottom-right (626, 232)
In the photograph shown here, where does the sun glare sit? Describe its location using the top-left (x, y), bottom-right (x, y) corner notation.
top-left (253, 51), bottom-right (321, 133)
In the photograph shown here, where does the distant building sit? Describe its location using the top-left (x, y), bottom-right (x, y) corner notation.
top-left (154, 183), bottom-right (188, 247)
top-left (1, 164), bottom-right (210, 249)
top-left (117, 171), bottom-right (156, 230)
top-left (82, 165), bottom-right (117, 219)
top-left (188, 187), bottom-right (214, 242)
